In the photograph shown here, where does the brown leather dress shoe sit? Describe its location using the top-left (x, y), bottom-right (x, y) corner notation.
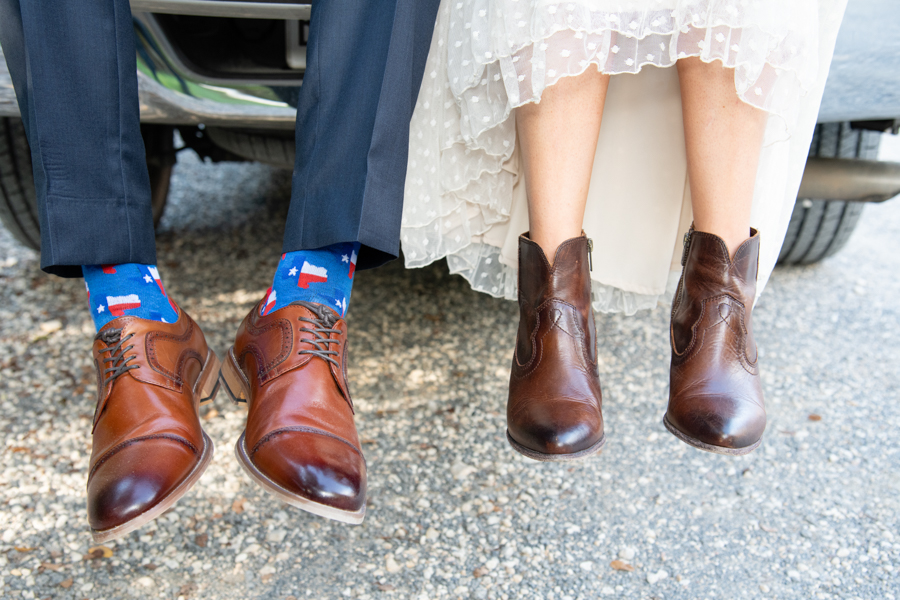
top-left (507, 233), bottom-right (605, 461)
top-left (87, 308), bottom-right (220, 542)
top-left (664, 227), bottom-right (766, 455)
top-left (220, 300), bottom-right (366, 524)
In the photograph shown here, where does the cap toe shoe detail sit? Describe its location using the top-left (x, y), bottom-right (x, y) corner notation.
top-left (87, 436), bottom-right (199, 532)
top-left (250, 428), bottom-right (366, 514)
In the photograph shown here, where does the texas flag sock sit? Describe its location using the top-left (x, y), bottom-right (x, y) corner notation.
top-left (82, 263), bottom-right (179, 331)
top-left (261, 242), bottom-right (359, 318)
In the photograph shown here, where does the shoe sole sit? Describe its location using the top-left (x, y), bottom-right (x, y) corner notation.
top-left (662, 413), bottom-right (761, 456)
top-left (90, 349), bottom-right (221, 543)
top-left (219, 348), bottom-right (366, 525)
top-left (506, 429), bottom-right (606, 462)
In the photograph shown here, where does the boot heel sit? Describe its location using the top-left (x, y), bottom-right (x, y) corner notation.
top-left (219, 347), bottom-right (250, 405)
top-left (196, 350), bottom-right (222, 406)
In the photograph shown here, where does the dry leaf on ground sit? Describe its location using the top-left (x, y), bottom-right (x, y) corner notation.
top-left (84, 546), bottom-right (114, 560)
top-left (610, 560), bottom-right (635, 572)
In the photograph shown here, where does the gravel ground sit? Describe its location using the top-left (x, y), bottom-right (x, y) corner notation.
top-left (1, 136), bottom-right (899, 600)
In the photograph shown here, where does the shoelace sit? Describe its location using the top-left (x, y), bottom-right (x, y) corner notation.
top-left (294, 301), bottom-right (341, 368)
top-left (96, 328), bottom-right (140, 384)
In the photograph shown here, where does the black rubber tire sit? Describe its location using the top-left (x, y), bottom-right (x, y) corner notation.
top-left (0, 118), bottom-right (174, 252)
top-left (777, 122), bottom-right (881, 266)
top-left (205, 127), bottom-right (295, 169)
top-left (0, 118), bottom-right (40, 250)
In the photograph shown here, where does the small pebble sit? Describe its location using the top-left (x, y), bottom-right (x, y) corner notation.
top-left (647, 570), bottom-right (668, 584)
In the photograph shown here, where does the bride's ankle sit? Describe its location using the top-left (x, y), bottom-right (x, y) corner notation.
top-left (528, 230), bottom-right (585, 266)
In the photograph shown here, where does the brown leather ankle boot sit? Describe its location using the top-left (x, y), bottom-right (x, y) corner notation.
top-left (507, 233), bottom-right (605, 461)
top-left (664, 227), bottom-right (766, 455)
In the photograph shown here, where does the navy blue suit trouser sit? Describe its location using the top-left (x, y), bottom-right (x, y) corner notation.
top-left (0, 0), bottom-right (440, 277)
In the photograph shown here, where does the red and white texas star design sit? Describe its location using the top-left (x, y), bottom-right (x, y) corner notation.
top-left (145, 266), bottom-right (167, 295)
top-left (334, 297), bottom-right (347, 317)
top-left (297, 261), bottom-right (328, 288)
top-left (261, 287), bottom-right (277, 316)
top-left (106, 294), bottom-right (141, 316)
top-left (348, 249), bottom-right (358, 278)
top-left (144, 265), bottom-right (178, 312)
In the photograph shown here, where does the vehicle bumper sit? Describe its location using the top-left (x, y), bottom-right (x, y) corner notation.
top-left (0, 9), bottom-right (300, 130)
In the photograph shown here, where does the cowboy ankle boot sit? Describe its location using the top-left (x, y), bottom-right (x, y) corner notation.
top-left (664, 227), bottom-right (766, 455)
top-left (507, 233), bottom-right (605, 461)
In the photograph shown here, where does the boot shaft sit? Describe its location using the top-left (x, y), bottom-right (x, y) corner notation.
top-left (518, 234), bottom-right (593, 309)
top-left (516, 234), bottom-right (596, 367)
top-left (672, 228), bottom-right (760, 356)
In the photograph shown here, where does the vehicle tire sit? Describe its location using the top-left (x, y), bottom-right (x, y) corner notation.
top-left (205, 127), bottom-right (295, 169)
top-left (0, 118), bottom-right (174, 252)
top-left (0, 117), bottom-right (39, 250)
top-left (777, 122), bottom-right (882, 265)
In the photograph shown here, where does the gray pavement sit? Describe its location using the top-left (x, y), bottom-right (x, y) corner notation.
top-left (1, 136), bottom-right (899, 600)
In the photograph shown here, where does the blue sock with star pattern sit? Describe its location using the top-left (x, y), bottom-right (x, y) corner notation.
top-left (83, 263), bottom-right (179, 331)
top-left (261, 242), bottom-right (360, 318)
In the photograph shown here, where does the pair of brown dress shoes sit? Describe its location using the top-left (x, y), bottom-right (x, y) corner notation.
top-left (506, 229), bottom-right (766, 461)
top-left (87, 298), bottom-right (363, 543)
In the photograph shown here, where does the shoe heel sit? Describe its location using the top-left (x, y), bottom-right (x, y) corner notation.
top-left (196, 349), bottom-right (222, 406)
top-left (219, 347), bottom-right (250, 405)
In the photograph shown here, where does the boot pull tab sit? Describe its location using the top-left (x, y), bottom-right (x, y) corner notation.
top-left (681, 225), bottom-right (694, 267)
top-left (586, 238), bottom-right (593, 271)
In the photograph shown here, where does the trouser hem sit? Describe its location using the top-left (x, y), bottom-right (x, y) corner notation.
top-left (40, 195), bottom-right (156, 278)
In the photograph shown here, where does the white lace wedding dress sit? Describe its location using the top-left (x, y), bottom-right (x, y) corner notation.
top-left (401, 0), bottom-right (848, 314)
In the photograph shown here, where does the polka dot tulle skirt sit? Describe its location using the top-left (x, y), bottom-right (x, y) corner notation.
top-left (402, 0), bottom-right (848, 314)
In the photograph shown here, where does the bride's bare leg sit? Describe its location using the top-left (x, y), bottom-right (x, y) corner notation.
top-left (516, 68), bottom-right (610, 263)
top-left (677, 56), bottom-right (767, 257)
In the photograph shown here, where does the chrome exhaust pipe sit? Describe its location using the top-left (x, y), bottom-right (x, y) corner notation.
top-left (799, 157), bottom-right (900, 203)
